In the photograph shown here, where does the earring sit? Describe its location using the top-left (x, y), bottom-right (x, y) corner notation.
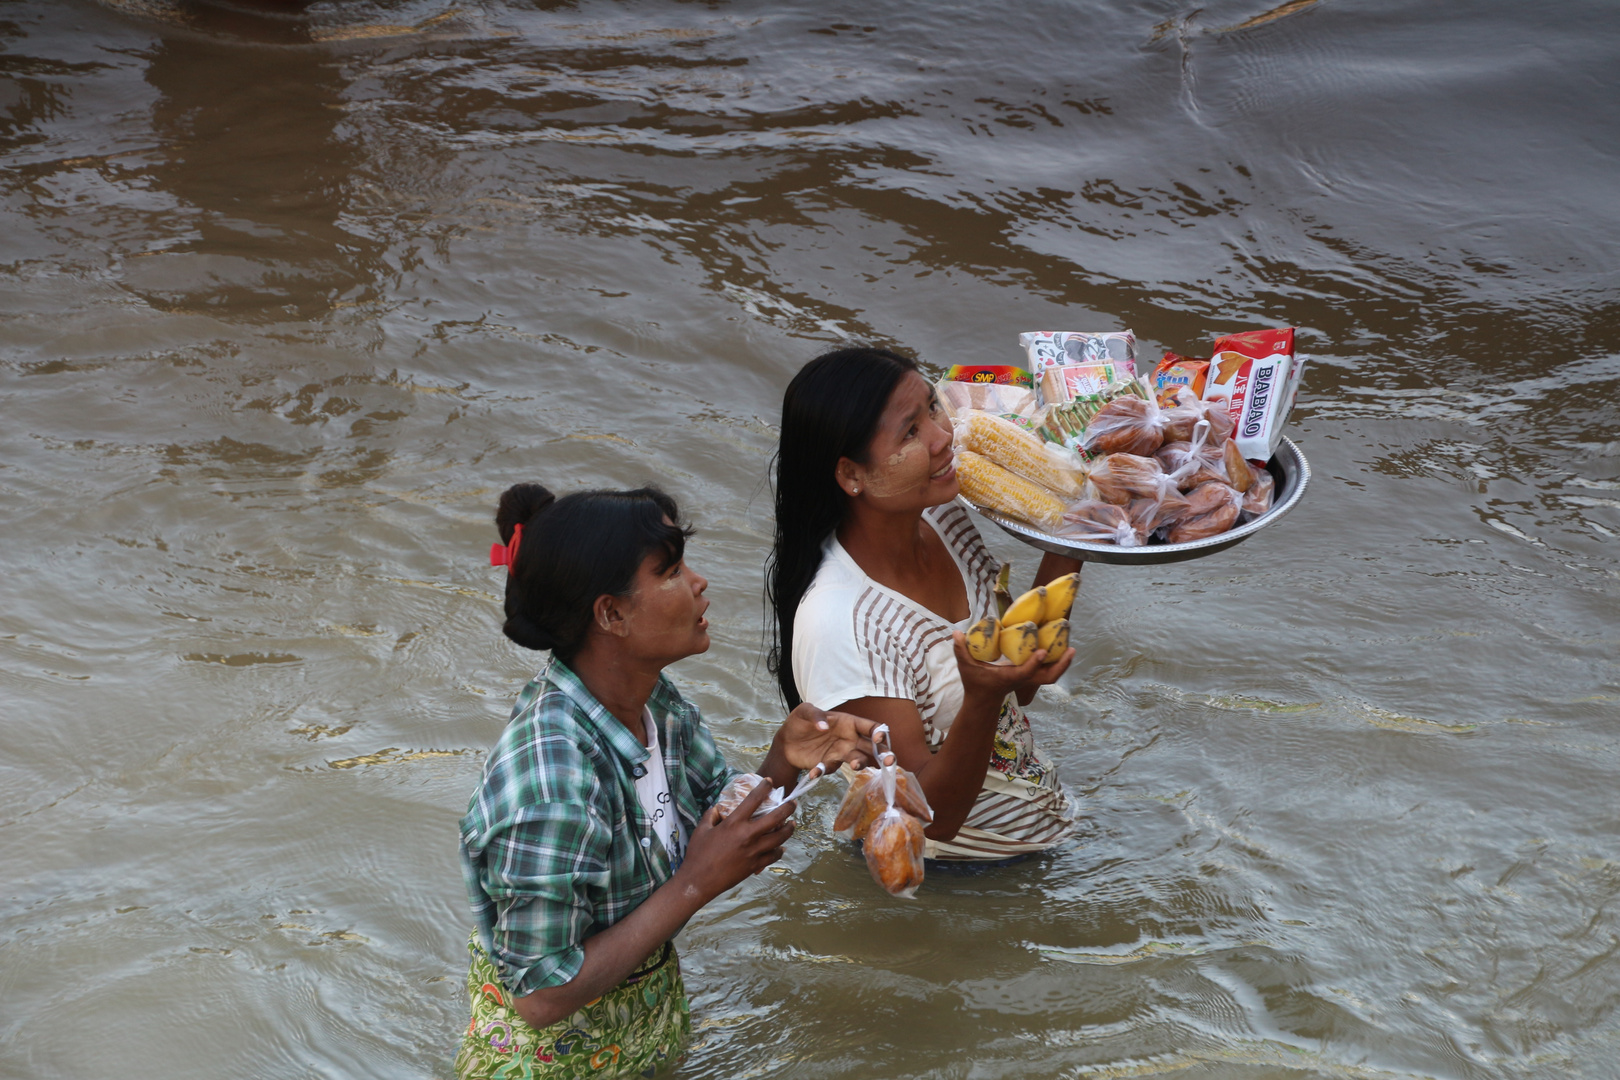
top-left (851, 485), bottom-right (861, 495)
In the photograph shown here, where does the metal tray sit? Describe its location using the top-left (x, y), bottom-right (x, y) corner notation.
top-left (962, 437), bottom-right (1311, 565)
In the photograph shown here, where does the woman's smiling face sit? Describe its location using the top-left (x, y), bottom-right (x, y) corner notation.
top-left (839, 372), bottom-right (958, 510)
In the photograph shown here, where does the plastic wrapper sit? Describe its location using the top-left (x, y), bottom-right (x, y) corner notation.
top-left (1080, 395), bottom-right (1167, 457)
top-left (1154, 353), bottom-right (1209, 403)
top-left (1157, 386), bottom-right (1209, 443)
top-left (1085, 453), bottom-right (1178, 506)
top-left (1202, 328), bottom-right (1304, 462)
top-left (715, 773), bottom-right (782, 819)
top-left (1241, 472), bottom-right (1275, 521)
top-left (832, 767), bottom-right (877, 839)
top-left (957, 412), bottom-right (1087, 497)
top-left (864, 802), bottom-right (927, 899)
top-left (1165, 482), bottom-right (1242, 544)
top-left (1020, 331), bottom-right (1137, 408)
top-left (936, 378), bottom-right (1038, 423)
top-left (1057, 500), bottom-right (1142, 546)
top-left (957, 451), bottom-right (1068, 530)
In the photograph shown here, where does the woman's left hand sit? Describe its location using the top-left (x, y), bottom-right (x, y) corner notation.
top-left (775, 703), bottom-right (881, 771)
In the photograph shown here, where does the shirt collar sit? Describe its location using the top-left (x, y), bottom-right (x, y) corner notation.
top-left (542, 657), bottom-right (686, 766)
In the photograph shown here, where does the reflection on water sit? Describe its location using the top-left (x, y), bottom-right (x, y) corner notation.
top-left (0, 0), bottom-right (1617, 1078)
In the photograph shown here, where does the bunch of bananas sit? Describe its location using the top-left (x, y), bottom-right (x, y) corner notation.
top-left (964, 571), bottom-right (1079, 665)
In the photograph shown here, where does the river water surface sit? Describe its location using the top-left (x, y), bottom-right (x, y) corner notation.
top-left (2, 1), bottom-right (1618, 1078)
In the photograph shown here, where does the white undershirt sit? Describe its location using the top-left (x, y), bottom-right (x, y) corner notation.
top-left (636, 707), bottom-right (686, 869)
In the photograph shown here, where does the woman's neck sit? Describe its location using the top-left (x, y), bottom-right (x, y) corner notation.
top-left (566, 644), bottom-right (661, 744)
top-left (836, 503), bottom-right (932, 581)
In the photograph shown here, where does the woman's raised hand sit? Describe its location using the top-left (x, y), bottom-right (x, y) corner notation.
top-left (951, 630), bottom-right (1073, 707)
top-left (776, 702), bottom-right (881, 771)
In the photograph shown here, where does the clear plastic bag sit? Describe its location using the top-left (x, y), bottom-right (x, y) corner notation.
top-left (1080, 395), bottom-right (1167, 456)
top-left (1086, 453), bottom-right (1179, 506)
top-left (1165, 481), bottom-right (1243, 543)
top-left (1057, 500), bottom-right (1142, 546)
top-left (1240, 471), bottom-right (1276, 522)
top-left (716, 763), bottom-right (827, 820)
top-left (861, 758), bottom-right (926, 899)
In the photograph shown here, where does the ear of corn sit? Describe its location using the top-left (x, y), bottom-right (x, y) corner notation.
top-left (961, 413), bottom-right (1086, 496)
top-left (957, 451), bottom-right (1068, 531)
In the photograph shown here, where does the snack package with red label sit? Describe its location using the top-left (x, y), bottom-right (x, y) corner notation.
top-left (1201, 328), bottom-right (1304, 463)
top-left (1153, 353), bottom-right (1209, 405)
top-left (945, 364), bottom-right (1034, 388)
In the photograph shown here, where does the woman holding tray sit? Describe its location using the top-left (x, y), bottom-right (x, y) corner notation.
top-left (767, 347), bottom-right (1083, 862)
top-left (457, 482), bottom-right (876, 1079)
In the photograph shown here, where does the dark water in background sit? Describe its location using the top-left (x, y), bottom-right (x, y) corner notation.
top-left (2, 0), bottom-right (1618, 1076)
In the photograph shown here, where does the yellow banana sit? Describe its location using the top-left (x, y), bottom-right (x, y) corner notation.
top-left (999, 621), bottom-right (1039, 665)
top-left (1002, 586), bottom-right (1044, 627)
top-left (1037, 619), bottom-right (1070, 662)
top-left (965, 616), bottom-right (1002, 662)
top-left (1041, 572), bottom-right (1081, 623)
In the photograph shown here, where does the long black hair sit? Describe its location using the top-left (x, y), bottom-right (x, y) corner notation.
top-left (765, 347), bottom-right (920, 708)
top-left (496, 483), bottom-right (693, 660)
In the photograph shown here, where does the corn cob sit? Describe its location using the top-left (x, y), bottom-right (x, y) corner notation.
top-left (956, 451), bottom-right (1067, 530)
top-left (961, 413), bottom-right (1086, 496)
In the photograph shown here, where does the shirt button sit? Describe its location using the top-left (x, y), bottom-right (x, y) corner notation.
top-left (640, 837), bottom-right (651, 848)
top-left (631, 765), bottom-right (647, 779)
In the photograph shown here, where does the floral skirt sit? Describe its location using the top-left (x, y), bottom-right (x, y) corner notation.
top-left (454, 933), bottom-right (690, 1080)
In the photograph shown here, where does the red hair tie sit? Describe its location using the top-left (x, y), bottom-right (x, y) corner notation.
top-left (490, 523), bottom-right (523, 574)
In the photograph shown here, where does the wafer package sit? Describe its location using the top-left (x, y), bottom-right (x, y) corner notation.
top-left (1019, 331), bottom-right (1137, 406)
top-left (1201, 328), bottom-right (1304, 463)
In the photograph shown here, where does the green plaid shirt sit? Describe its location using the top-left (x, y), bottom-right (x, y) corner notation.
top-left (460, 658), bottom-right (739, 997)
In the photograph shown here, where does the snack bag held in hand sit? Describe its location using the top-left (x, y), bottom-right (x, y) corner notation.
top-left (864, 762), bottom-right (927, 899)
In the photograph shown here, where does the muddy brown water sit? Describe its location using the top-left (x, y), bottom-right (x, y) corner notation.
top-left (2, 1), bottom-right (1617, 1077)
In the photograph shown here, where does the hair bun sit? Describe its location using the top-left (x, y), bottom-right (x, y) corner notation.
top-left (496, 482), bottom-right (556, 543)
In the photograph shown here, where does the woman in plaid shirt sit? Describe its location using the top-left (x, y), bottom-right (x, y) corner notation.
top-left (456, 483), bottom-right (875, 1079)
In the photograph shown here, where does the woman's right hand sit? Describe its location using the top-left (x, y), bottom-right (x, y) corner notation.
top-left (674, 780), bottom-right (796, 903)
top-left (951, 630), bottom-right (1074, 711)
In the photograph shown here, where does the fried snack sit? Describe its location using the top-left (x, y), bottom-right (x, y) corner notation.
top-left (960, 412), bottom-right (1086, 497)
top-left (1202, 400), bottom-right (1235, 444)
top-left (1165, 482), bottom-right (1242, 543)
top-left (1059, 500), bottom-right (1139, 546)
top-left (1241, 472), bottom-right (1276, 520)
top-left (715, 773), bottom-right (787, 819)
top-left (1087, 453), bottom-right (1172, 505)
top-left (1222, 439), bottom-right (1256, 493)
top-left (1127, 487), bottom-right (1191, 536)
top-left (965, 616), bottom-right (1001, 661)
top-left (1158, 386), bottom-right (1208, 443)
top-left (1081, 396), bottom-right (1166, 456)
top-left (864, 807), bottom-right (926, 898)
top-left (850, 767), bottom-right (933, 839)
top-left (956, 451), bottom-right (1068, 530)
top-left (832, 768), bottom-right (877, 838)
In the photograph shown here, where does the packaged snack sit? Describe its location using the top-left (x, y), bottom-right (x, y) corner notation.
top-left (1153, 353), bottom-right (1209, 404)
top-left (1020, 330), bottom-right (1137, 376)
top-left (1165, 482), bottom-right (1242, 543)
top-left (1040, 362), bottom-right (1130, 406)
top-left (1081, 395), bottom-right (1168, 456)
top-left (956, 451), bottom-right (1069, 530)
top-left (1058, 501), bottom-right (1142, 546)
top-left (958, 412), bottom-right (1087, 497)
top-left (1085, 453), bottom-right (1177, 505)
top-left (860, 738), bottom-right (928, 898)
top-left (1019, 331), bottom-right (1138, 407)
top-left (864, 797), bottom-right (926, 898)
top-left (716, 763), bottom-right (827, 820)
top-left (1201, 328), bottom-right (1304, 463)
top-left (936, 378), bottom-right (1038, 423)
top-left (832, 768), bottom-right (878, 839)
top-left (1241, 471), bottom-right (1276, 521)
top-left (945, 365), bottom-right (1033, 387)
